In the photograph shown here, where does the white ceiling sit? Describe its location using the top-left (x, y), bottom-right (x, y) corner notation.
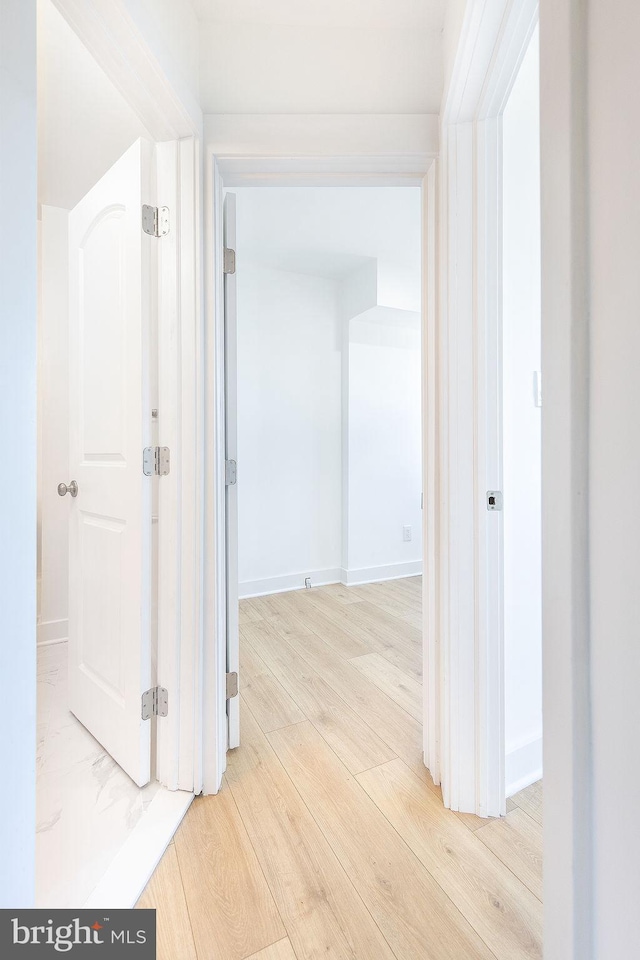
top-left (193, 0), bottom-right (442, 29)
top-left (196, 0), bottom-right (446, 114)
top-left (235, 187), bottom-right (421, 308)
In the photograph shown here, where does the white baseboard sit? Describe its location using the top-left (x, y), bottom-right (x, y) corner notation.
top-left (341, 560), bottom-right (423, 586)
top-left (505, 735), bottom-right (543, 798)
top-left (239, 568), bottom-right (342, 599)
top-left (83, 788), bottom-right (194, 909)
top-left (37, 618), bottom-right (68, 646)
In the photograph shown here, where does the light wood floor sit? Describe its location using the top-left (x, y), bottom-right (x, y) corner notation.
top-left (138, 577), bottom-right (543, 960)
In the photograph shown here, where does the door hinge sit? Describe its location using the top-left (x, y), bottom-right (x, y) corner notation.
top-left (225, 459), bottom-right (237, 486)
top-left (223, 248), bottom-right (236, 275)
top-left (143, 446), bottom-right (170, 477)
top-left (142, 204), bottom-right (170, 238)
top-left (226, 672), bottom-right (239, 699)
top-left (141, 686), bottom-right (168, 720)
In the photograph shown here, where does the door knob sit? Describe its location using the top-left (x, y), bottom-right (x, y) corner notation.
top-left (58, 480), bottom-right (78, 498)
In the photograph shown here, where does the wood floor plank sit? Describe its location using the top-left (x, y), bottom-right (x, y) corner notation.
top-left (174, 789), bottom-right (285, 960)
top-left (243, 595), bottom-right (290, 621)
top-left (313, 582), bottom-right (362, 605)
top-left (274, 590), bottom-right (373, 659)
top-left (240, 600), bottom-right (265, 626)
top-left (226, 701), bottom-right (398, 960)
top-left (136, 844), bottom-right (197, 960)
top-left (476, 809), bottom-right (543, 902)
top-left (269, 721), bottom-right (497, 960)
top-left (238, 639), bottom-right (307, 733)
top-left (453, 798), bottom-right (517, 832)
top-left (356, 758), bottom-right (542, 960)
top-left (511, 781), bottom-right (543, 825)
top-left (239, 635), bottom-right (272, 681)
top-left (280, 625), bottom-right (431, 787)
top-left (348, 599), bottom-right (422, 650)
top-left (141, 578), bottom-right (542, 960)
top-left (242, 621), bottom-right (396, 774)
top-left (350, 651), bottom-right (423, 720)
top-left (454, 810), bottom-right (499, 832)
top-left (244, 938), bottom-right (298, 960)
top-left (306, 593), bottom-right (422, 680)
top-left (356, 586), bottom-right (423, 629)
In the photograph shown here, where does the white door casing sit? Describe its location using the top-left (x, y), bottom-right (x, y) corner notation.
top-left (224, 192), bottom-right (240, 749)
top-left (207, 161), bottom-right (435, 790)
top-left (437, 0), bottom-right (539, 817)
top-left (68, 139), bottom-right (154, 788)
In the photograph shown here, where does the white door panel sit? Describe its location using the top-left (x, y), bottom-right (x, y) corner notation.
top-left (224, 192), bottom-right (240, 749)
top-left (68, 139), bottom-right (153, 787)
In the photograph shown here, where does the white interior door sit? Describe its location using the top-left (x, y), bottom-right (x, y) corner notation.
top-left (224, 192), bottom-right (240, 749)
top-left (67, 139), bottom-right (154, 787)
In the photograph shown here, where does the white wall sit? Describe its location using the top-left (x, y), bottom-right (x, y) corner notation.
top-left (235, 187), bottom-right (423, 596)
top-left (540, 0), bottom-right (640, 954)
top-left (0, 0), bottom-right (37, 907)
top-left (236, 263), bottom-right (342, 596)
top-left (442, 0), bottom-right (468, 104)
top-left (346, 311), bottom-right (423, 582)
top-left (588, 0), bottom-right (640, 955)
top-left (205, 114), bottom-right (438, 167)
top-left (38, 0), bottom-right (150, 210)
top-left (196, 0), bottom-right (444, 114)
top-left (124, 0), bottom-right (200, 106)
top-left (502, 31), bottom-right (542, 796)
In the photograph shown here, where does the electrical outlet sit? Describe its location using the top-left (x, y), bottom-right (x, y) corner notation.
top-left (403, 525), bottom-right (412, 542)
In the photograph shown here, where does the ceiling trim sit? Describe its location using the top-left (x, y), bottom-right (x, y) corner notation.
top-left (215, 155), bottom-right (432, 187)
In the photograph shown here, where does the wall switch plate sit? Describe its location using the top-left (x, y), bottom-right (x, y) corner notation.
top-left (403, 525), bottom-right (412, 542)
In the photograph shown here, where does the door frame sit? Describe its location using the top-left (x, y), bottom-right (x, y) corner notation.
top-left (49, 2), bottom-right (203, 793)
top-left (203, 152), bottom-right (438, 792)
top-left (440, 0), bottom-right (594, 953)
top-left (437, 0), bottom-right (539, 821)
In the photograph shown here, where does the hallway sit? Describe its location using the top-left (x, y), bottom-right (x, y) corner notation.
top-left (138, 579), bottom-right (543, 960)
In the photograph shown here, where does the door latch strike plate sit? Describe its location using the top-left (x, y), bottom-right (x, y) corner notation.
top-left (486, 490), bottom-right (503, 511)
top-left (226, 672), bottom-right (238, 699)
top-left (225, 459), bottom-right (237, 486)
top-left (223, 248), bottom-right (236, 275)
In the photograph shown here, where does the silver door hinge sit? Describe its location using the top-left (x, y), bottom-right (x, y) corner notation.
top-left (226, 672), bottom-right (238, 699)
top-left (143, 446), bottom-right (170, 476)
top-left (141, 686), bottom-right (168, 719)
top-left (223, 248), bottom-right (236, 275)
top-left (142, 204), bottom-right (170, 238)
top-left (225, 459), bottom-right (237, 485)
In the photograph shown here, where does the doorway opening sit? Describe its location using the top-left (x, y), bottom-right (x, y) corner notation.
top-left (226, 185), bottom-right (426, 768)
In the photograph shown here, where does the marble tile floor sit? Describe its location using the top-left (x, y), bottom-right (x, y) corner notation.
top-left (36, 642), bottom-right (161, 907)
